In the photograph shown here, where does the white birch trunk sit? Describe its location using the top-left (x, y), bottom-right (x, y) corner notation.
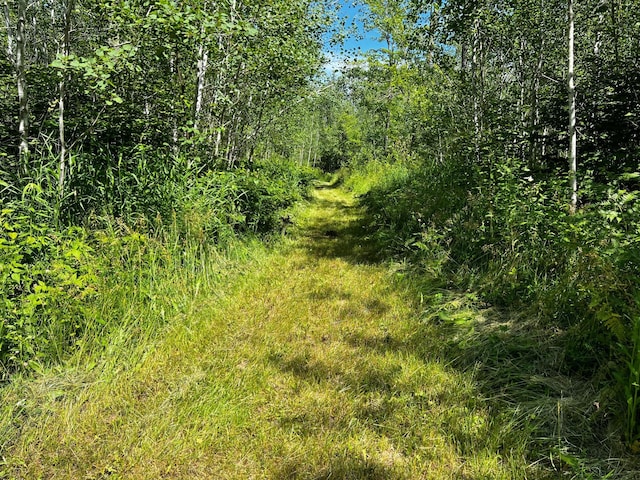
top-left (194, 41), bottom-right (208, 131)
top-left (16, 0), bottom-right (28, 156)
top-left (307, 129), bottom-right (313, 166)
top-left (3, 1), bottom-right (14, 59)
top-left (215, 128), bottom-right (222, 157)
top-left (58, 82), bottom-right (66, 191)
top-left (568, 0), bottom-right (578, 213)
top-left (58, 0), bottom-right (74, 198)
top-left (531, 32), bottom-right (545, 166)
top-left (518, 38), bottom-right (526, 161)
top-left (472, 17), bottom-right (482, 165)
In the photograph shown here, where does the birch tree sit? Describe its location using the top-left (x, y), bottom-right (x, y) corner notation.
top-left (57, 0), bottom-right (74, 198)
top-left (568, 0), bottom-right (577, 212)
top-left (3, 0), bottom-right (29, 158)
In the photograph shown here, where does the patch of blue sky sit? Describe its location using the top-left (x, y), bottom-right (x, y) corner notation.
top-left (320, 1), bottom-right (453, 75)
top-left (322, 1), bottom-right (384, 74)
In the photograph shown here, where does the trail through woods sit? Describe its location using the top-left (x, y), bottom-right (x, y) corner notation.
top-left (4, 186), bottom-right (531, 479)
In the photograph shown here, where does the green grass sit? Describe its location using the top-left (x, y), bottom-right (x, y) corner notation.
top-left (2, 184), bottom-right (631, 478)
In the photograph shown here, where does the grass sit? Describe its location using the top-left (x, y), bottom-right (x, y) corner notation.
top-left (2, 183), bottom-right (635, 478)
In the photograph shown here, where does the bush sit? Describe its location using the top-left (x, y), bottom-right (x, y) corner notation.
top-left (175, 158), bottom-right (319, 240)
top-left (236, 162), bottom-right (312, 233)
top-left (0, 157), bottom-right (318, 373)
top-left (0, 204), bottom-right (96, 370)
top-left (354, 156), bottom-right (640, 441)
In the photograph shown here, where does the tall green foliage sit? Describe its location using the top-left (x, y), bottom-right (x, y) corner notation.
top-left (0, 158), bottom-right (318, 371)
top-left (0, 0), bottom-right (328, 221)
top-left (0, 0), bottom-right (327, 372)
top-left (323, 0), bottom-right (640, 447)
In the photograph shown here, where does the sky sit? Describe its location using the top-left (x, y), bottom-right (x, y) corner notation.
top-left (323, 1), bottom-right (385, 74)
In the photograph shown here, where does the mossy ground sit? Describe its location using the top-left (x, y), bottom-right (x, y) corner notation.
top-left (2, 186), bottom-right (563, 479)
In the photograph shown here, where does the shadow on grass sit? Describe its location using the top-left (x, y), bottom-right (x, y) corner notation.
top-left (267, 349), bottom-right (402, 395)
top-left (296, 188), bottom-right (383, 264)
top-left (290, 184), bottom-right (632, 477)
top-left (307, 286), bottom-right (353, 302)
top-left (276, 451), bottom-right (397, 479)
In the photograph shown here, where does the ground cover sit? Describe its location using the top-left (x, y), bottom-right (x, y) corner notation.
top-left (1, 185), bottom-right (612, 479)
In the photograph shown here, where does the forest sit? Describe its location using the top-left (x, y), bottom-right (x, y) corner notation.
top-left (1, 0), bottom-right (640, 478)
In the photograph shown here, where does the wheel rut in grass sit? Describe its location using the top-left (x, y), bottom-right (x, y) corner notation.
top-left (5, 185), bottom-right (525, 479)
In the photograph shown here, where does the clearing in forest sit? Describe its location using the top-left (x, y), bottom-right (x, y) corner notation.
top-left (3, 186), bottom-right (536, 479)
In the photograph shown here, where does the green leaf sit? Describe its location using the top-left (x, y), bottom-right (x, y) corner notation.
top-left (50, 58), bottom-right (66, 69)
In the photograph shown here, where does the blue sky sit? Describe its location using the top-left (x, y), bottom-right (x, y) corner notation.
top-left (323, 1), bottom-right (385, 73)
top-left (334, 1), bottom-right (385, 53)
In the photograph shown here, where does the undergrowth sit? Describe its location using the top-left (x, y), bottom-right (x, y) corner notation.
top-left (0, 185), bottom-right (558, 479)
top-left (0, 156), bottom-right (318, 374)
top-left (346, 157), bottom-right (640, 472)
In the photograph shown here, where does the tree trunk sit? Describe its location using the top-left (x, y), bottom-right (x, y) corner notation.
top-left (530, 0), bottom-right (545, 168)
top-left (58, 0), bottom-right (75, 201)
top-left (530, 48), bottom-right (545, 167)
top-left (194, 40), bottom-right (208, 131)
top-left (307, 125), bottom-right (314, 166)
top-left (16, 0), bottom-right (29, 158)
top-left (568, 0), bottom-right (578, 213)
top-left (383, 32), bottom-right (393, 155)
top-left (611, 0), bottom-right (619, 64)
top-left (215, 127), bottom-right (222, 157)
top-left (518, 37), bottom-right (526, 162)
top-left (3, 1), bottom-right (13, 59)
top-left (471, 16), bottom-right (483, 165)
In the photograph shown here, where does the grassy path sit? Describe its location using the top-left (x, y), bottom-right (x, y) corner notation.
top-left (3, 186), bottom-right (529, 479)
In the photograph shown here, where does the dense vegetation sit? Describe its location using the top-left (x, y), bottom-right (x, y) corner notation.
top-left (307, 0), bottom-right (640, 460)
top-left (0, 0), bottom-right (324, 372)
top-left (2, 0), bottom-right (640, 476)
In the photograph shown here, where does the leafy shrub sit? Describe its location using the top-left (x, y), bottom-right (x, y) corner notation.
top-left (174, 158), bottom-right (318, 240)
top-left (234, 159), bottom-right (318, 233)
top-left (0, 204), bottom-right (96, 369)
top-left (354, 157), bottom-right (640, 441)
top-left (0, 157), bottom-right (318, 373)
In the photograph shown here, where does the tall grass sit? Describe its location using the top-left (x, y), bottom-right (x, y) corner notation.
top-left (0, 185), bottom-right (554, 479)
top-left (0, 151), bottom-right (319, 374)
top-left (347, 156), bottom-right (640, 461)
top-left (1, 152), bottom-right (320, 477)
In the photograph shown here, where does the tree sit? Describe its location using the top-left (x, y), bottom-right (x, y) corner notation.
top-left (0, 0), bottom-right (328, 221)
top-left (3, 0), bottom-right (29, 158)
top-left (568, 0), bottom-right (577, 212)
top-left (57, 0), bottom-right (75, 201)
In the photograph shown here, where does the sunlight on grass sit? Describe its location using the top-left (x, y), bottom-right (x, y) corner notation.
top-left (1, 187), bottom-right (543, 479)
